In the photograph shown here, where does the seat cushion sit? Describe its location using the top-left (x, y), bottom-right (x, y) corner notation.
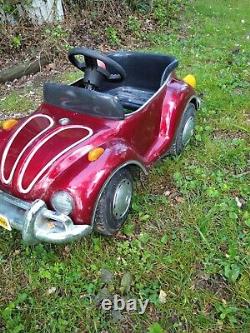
top-left (107, 86), bottom-right (154, 111)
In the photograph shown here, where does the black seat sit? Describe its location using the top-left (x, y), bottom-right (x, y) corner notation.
top-left (44, 52), bottom-right (178, 118)
top-left (99, 51), bottom-right (178, 111)
top-left (107, 86), bottom-right (154, 111)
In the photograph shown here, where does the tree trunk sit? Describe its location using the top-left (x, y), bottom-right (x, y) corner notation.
top-left (0, 55), bottom-right (50, 83)
top-left (22, 0), bottom-right (64, 25)
top-left (0, 0), bottom-right (64, 25)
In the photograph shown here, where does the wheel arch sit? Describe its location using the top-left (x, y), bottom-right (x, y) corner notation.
top-left (189, 96), bottom-right (200, 110)
top-left (126, 161), bottom-right (147, 179)
top-left (91, 160), bottom-right (147, 225)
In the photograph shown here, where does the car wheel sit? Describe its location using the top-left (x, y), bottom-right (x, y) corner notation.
top-left (168, 103), bottom-right (196, 156)
top-left (94, 168), bottom-right (133, 236)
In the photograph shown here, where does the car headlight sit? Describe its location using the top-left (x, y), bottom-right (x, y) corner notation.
top-left (51, 191), bottom-right (74, 215)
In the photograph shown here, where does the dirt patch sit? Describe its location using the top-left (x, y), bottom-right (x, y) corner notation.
top-left (0, 3), bottom-right (169, 71)
top-left (213, 129), bottom-right (247, 140)
top-left (0, 256), bottom-right (30, 306)
top-left (193, 272), bottom-right (232, 300)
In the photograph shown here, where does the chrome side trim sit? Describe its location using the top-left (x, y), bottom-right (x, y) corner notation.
top-left (91, 160), bottom-right (147, 225)
top-left (18, 125), bottom-right (93, 194)
top-left (0, 114), bottom-right (54, 185)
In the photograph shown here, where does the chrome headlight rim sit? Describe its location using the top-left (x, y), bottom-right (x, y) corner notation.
top-left (51, 191), bottom-right (74, 216)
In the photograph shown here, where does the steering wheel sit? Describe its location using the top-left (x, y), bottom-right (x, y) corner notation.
top-left (68, 47), bottom-right (126, 90)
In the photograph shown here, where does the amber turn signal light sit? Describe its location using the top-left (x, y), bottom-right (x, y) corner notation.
top-left (183, 74), bottom-right (196, 89)
top-left (88, 147), bottom-right (105, 162)
top-left (1, 119), bottom-right (19, 131)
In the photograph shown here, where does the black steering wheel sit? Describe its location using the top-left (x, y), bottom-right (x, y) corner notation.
top-left (68, 47), bottom-right (126, 90)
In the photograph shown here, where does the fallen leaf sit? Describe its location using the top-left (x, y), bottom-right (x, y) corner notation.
top-left (175, 196), bottom-right (184, 203)
top-left (159, 289), bottom-right (167, 304)
top-left (120, 272), bottom-right (132, 294)
top-left (47, 287), bottom-right (56, 295)
top-left (100, 269), bottom-right (113, 283)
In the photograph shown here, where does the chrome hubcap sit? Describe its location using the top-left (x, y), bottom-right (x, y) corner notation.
top-left (182, 116), bottom-right (195, 146)
top-left (113, 179), bottom-right (133, 219)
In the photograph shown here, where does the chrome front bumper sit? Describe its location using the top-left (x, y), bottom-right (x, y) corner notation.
top-left (0, 190), bottom-right (92, 244)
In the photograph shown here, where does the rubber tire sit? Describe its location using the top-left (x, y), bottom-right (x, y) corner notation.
top-left (94, 169), bottom-right (133, 236)
top-left (168, 103), bottom-right (196, 156)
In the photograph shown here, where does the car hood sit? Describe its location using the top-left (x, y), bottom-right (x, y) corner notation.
top-left (0, 111), bottom-right (113, 199)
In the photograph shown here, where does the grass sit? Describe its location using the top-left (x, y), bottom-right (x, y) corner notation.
top-left (0, 92), bottom-right (34, 116)
top-left (0, 0), bottom-right (250, 332)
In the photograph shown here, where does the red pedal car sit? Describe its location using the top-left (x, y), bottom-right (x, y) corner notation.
top-left (0, 47), bottom-right (199, 244)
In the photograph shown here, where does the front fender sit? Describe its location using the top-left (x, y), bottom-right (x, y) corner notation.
top-left (46, 139), bottom-right (146, 225)
top-left (0, 129), bottom-right (12, 148)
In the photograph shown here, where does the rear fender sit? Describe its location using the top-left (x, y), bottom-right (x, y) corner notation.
top-left (160, 80), bottom-right (199, 147)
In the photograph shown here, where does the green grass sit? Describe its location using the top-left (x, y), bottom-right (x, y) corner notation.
top-left (0, 92), bottom-right (34, 115)
top-left (0, 1), bottom-right (249, 332)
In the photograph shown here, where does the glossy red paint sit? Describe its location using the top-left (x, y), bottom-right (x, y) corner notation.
top-left (0, 75), bottom-right (197, 225)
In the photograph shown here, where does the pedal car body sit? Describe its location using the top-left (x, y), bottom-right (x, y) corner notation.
top-left (0, 48), bottom-right (199, 244)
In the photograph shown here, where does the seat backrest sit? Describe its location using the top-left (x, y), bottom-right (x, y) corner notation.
top-left (107, 51), bottom-right (178, 91)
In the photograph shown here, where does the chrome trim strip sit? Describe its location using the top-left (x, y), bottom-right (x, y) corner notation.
top-left (18, 125), bottom-right (93, 194)
top-left (1, 114), bottom-right (54, 185)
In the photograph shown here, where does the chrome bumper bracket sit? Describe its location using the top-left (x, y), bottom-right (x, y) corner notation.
top-left (0, 190), bottom-right (92, 244)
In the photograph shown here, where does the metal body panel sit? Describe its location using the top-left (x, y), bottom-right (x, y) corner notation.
top-left (0, 74), bottom-right (198, 243)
